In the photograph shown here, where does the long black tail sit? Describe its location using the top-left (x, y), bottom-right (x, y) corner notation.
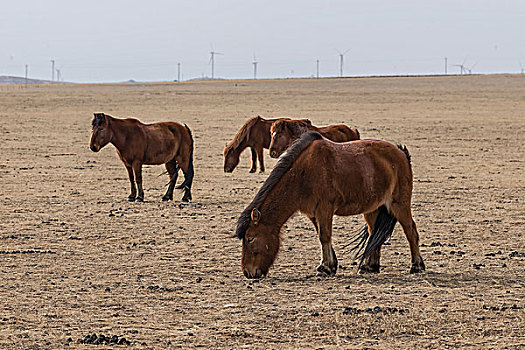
top-left (175, 124), bottom-right (194, 190)
top-left (347, 205), bottom-right (397, 265)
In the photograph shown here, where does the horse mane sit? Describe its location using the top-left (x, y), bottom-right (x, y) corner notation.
top-left (224, 116), bottom-right (261, 155)
top-left (92, 113), bottom-right (112, 126)
top-left (235, 131), bottom-right (323, 239)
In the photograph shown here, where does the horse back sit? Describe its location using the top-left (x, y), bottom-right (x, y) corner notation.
top-left (298, 139), bottom-right (412, 214)
top-left (318, 124), bottom-right (360, 142)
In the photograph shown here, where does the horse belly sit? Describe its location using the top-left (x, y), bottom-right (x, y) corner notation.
top-left (333, 155), bottom-right (392, 216)
top-left (142, 128), bottom-right (178, 165)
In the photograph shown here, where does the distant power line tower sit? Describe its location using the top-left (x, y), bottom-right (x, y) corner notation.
top-left (177, 62), bottom-right (181, 81)
top-left (50, 60), bottom-right (55, 82)
top-left (444, 57), bottom-right (448, 74)
top-left (252, 54), bottom-right (258, 79)
top-left (209, 50), bottom-right (223, 79)
top-left (25, 64), bottom-right (28, 86)
top-left (336, 49), bottom-right (350, 77)
top-left (56, 69), bottom-right (61, 82)
top-left (316, 59), bottom-right (320, 79)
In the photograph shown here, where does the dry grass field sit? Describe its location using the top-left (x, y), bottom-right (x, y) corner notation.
top-left (0, 75), bottom-right (524, 349)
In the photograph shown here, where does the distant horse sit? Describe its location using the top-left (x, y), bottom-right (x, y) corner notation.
top-left (223, 116), bottom-right (311, 173)
top-left (268, 119), bottom-right (360, 158)
top-left (89, 113), bottom-right (194, 202)
top-left (236, 131), bottom-right (425, 279)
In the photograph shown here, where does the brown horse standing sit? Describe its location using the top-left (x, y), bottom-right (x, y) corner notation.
top-left (268, 119), bottom-right (360, 158)
top-left (223, 116), bottom-right (311, 173)
top-left (223, 116), bottom-right (280, 173)
top-left (236, 132), bottom-right (425, 279)
top-left (89, 113), bottom-right (194, 202)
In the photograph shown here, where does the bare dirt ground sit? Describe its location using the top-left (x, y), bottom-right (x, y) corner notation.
top-left (0, 75), bottom-right (523, 349)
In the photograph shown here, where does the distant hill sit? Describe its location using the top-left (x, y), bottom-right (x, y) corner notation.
top-left (0, 76), bottom-right (59, 85)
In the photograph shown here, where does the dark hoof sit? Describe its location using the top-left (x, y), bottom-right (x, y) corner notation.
top-left (410, 257), bottom-right (426, 274)
top-left (358, 264), bottom-right (380, 274)
top-left (162, 195), bottom-right (173, 202)
top-left (316, 264), bottom-right (336, 277)
top-left (181, 187), bottom-right (192, 202)
top-left (259, 169), bottom-right (265, 173)
top-left (249, 168), bottom-right (256, 173)
top-left (127, 196), bottom-right (136, 202)
top-left (135, 197), bottom-right (144, 202)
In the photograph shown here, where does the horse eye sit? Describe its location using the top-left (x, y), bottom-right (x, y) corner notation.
top-left (247, 237), bottom-right (255, 243)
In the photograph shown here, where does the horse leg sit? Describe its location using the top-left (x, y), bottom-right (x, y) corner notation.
top-left (162, 160), bottom-right (179, 201)
top-left (358, 210), bottom-right (381, 273)
top-left (132, 162), bottom-right (144, 202)
top-left (249, 147), bottom-right (257, 173)
top-left (126, 165), bottom-right (136, 201)
top-left (389, 203), bottom-right (425, 273)
top-left (257, 146), bottom-right (265, 172)
top-left (312, 215), bottom-right (338, 276)
top-left (175, 154), bottom-right (193, 202)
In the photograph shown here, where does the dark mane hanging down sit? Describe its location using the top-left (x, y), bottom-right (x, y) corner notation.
top-left (235, 131), bottom-right (323, 239)
top-left (223, 116), bottom-right (260, 155)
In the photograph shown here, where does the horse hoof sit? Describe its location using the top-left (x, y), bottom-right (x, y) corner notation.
top-left (410, 257), bottom-right (426, 274)
top-left (135, 197), bottom-right (144, 202)
top-left (410, 265), bottom-right (425, 274)
top-left (127, 196), bottom-right (135, 202)
top-left (316, 265), bottom-right (335, 277)
top-left (249, 169), bottom-right (256, 173)
top-left (358, 264), bottom-right (380, 274)
top-left (259, 169), bottom-right (265, 173)
top-left (162, 196), bottom-right (172, 202)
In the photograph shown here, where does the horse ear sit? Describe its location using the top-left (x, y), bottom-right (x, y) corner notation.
top-left (251, 208), bottom-right (261, 225)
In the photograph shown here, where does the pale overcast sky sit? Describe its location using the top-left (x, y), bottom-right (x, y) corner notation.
top-left (1, 1), bottom-right (524, 82)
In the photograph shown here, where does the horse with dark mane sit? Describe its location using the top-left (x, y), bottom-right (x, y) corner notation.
top-left (268, 119), bottom-right (360, 158)
top-left (236, 131), bottom-right (425, 279)
top-left (223, 116), bottom-right (311, 173)
top-left (89, 113), bottom-right (194, 202)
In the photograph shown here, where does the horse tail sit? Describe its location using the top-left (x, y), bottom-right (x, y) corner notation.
top-left (354, 128), bottom-right (360, 140)
top-left (347, 205), bottom-right (397, 265)
top-left (175, 124), bottom-right (194, 190)
top-left (397, 144), bottom-right (411, 166)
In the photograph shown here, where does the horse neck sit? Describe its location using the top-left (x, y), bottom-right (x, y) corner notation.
top-left (107, 117), bottom-right (132, 151)
top-left (259, 119), bottom-right (273, 147)
top-left (259, 172), bottom-right (302, 231)
top-left (229, 137), bottom-right (249, 155)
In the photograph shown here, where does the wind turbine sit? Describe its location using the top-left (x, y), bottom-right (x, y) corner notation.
top-left (452, 57), bottom-right (468, 75)
top-left (252, 54), bottom-right (258, 80)
top-left (336, 48), bottom-right (350, 77)
top-left (465, 61), bottom-right (478, 75)
top-left (209, 48), bottom-right (223, 79)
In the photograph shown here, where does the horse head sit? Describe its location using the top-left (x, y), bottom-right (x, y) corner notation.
top-left (223, 146), bottom-right (240, 173)
top-left (238, 208), bottom-right (280, 279)
top-left (89, 113), bottom-right (112, 152)
top-left (269, 120), bottom-right (310, 158)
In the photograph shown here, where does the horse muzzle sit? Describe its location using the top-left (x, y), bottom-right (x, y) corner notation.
top-left (243, 268), bottom-right (264, 279)
top-left (224, 167), bottom-right (233, 173)
top-left (269, 150), bottom-right (279, 158)
top-left (90, 145), bottom-right (99, 152)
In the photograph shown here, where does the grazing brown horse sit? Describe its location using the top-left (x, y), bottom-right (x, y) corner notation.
top-left (223, 116), bottom-right (311, 173)
top-left (236, 131), bottom-right (425, 279)
top-left (89, 113), bottom-right (194, 202)
top-left (268, 119), bottom-right (360, 158)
